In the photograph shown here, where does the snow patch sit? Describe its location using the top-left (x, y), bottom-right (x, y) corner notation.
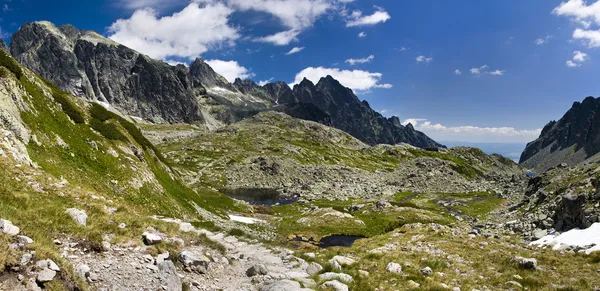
top-left (530, 223), bottom-right (600, 254)
top-left (229, 215), bottom-right (264, 225)
top-left (95, 100), bottom-right (111, 109)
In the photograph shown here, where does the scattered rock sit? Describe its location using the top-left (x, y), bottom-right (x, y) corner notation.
top-left (386, 262), bottom-right (402, 274)
top-left (158, 261), bottom-right (182, 291)
top-left (420, 266), bottom-right (433, 276)
top-left (0, 218), bottom-right (20, 236)
top-left (329, 259), bottom-right (342, 271)
top-left (318, 272), bottom-right (353, 284)
top-left (156, 252), bottom-right (170, 265)
top-left (306, 262), bottom-right (323, 275)
top-left (407, 280), bottom-right (421, 288)
top-left (246, 264), bottom-right (269, 277)
top-left (76, 264), bottom-right (91, 279)
top-left (179, 250), bottom-right (209, 274)
top-left (20, 253), bottom-right (33, 266)
top-left (16, 235), bottom-right (33, 245)
top-left (142, 232), bottom-right (162, 245)
top-left (36, 268), bottom-right (57, 284)
top-left (511, 256), bottom-right (537, 270)
top-left (506, 281), bottom-right (523, 288)
top-left (260, 279), bottom-right (312, 291)
top-left (65, 208), bottom-right (87, 226)
top-left (358, 270), bottom-right (369, 277)
top-left (321, 280), bottom-right (349, 291)
top-left (330, 256), bottom-right (355, 266)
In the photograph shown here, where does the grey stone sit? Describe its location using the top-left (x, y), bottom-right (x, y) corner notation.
top-left (178, 250), bottom-right (209, 274)
top-left (16, 235), bottom-right (34, 245)
top-left (0, 219), bottom-right (20, 236)
top-left (321, 280), bottom-right (349, 291)
top-left (511, 256), bottom-right (537, 270)
top-left (65, 208), bottom-right (87, 226)
top-left (318, 272), bottom-right (353, 284)
top-left (142, 232), bottom-right (162, 245)
top-left (420, 266), bottom-right (433, 276)
top-left (36, 268), bottom-right (56, 284)
top-left (247, 264), bottom-right (269, 277)
top-left (260, 279), bottom-right (312, 291)
top-left (306, 262), bottom-right (323, 275)
top-left (158, 261), bottom-right (182, 291)
top-left (386, 262), bottom-right (402, 274)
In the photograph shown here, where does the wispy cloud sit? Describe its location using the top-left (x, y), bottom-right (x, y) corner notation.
top-left (285, 46), bottom-right (305, 55)
top-left (566, 50), bottom-right (589, 67)
top-left (416, 55), bottom-right (433, 64)
top-left (346, 6), bottom-right (391, 27)
top-left (470, 65), bottom-right (505, 76)
top-left (401, 118), bottom-right (541, 143)
top-left (345, 54), bottom-right (375, 65)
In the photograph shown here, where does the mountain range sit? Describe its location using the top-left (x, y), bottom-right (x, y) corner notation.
top-left (6, 21), bottom-right (442, 149)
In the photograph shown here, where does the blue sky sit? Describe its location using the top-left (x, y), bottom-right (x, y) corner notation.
top-left (1, 0), bottom-right (599, 145)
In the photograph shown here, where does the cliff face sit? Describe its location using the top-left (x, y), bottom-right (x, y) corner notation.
top-left (10, 21), bottom-right (203, 123)
top-left (290, 76), bottom-right (443, 148)
top-left (520, 96), bottom-right (600, 172)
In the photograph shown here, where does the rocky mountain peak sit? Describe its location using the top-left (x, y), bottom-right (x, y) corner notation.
top-left (389, 116), bottom-right (402, 128)
top-left (520, 96), bottom-right (600, 172)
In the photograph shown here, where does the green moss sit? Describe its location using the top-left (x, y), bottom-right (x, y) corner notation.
top-left (0, 49), bottom-right (23, 78)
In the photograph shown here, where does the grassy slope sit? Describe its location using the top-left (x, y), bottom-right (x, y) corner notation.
top-left (0, 54), bottom-right (244, 289)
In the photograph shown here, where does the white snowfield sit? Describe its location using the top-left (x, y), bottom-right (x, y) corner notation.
top-left (228, 214), bottom-right (265, 225)
top-left (530, 223), bottom-right (600, 254)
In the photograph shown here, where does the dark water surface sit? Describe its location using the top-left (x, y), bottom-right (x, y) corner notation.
top-left (222, 188), bottom-right (298, 206)
top-left (318, 235), bottom-right (365, 248)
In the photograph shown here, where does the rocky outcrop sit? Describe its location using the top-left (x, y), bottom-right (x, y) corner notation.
top-left (288, 76), bottom-right (443, 148)
top-left (520, 96), bottom-right (600, 172)
top-left (10, 21), bottom-right (202, 124)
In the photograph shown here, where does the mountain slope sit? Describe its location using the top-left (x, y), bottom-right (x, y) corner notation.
top-left (520, 96), bottom-right (600, 172)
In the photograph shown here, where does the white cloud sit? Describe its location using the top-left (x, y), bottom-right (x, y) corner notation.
top-left (345, 54), bottom-right (374, 65)
top-left (117, 0), bottom-right (186, 10)
top-left (416, 55), bottom-right (433, 63)
top-left (286, 46), bottom-right (305, 55)
top-left (470, 65), bottom-right (505, 76)
top-left (108, 1), bottom-right (239, 60)
top-left (401, 118), bottom-right (542, 143)
top-left (358, 32), bottom-right (367, 38)
top-left (255, 29), bottom-right (300, 46)
top-left (534, 35), bottom-right (553, 45)
top-left (396, 47), bottom-right (409, 52)
top-left (454, 69), bottom-right (462, 75)
top-left (566, 50), bottom-right (589, 67)
top-left (346, 6), bottom-right (391, 27)
top-left (553, 0), bottom-right (600, 25)
top-left (258, 78), bottom-right (274, 86)
top-left (227, 0), bottom-right (337, 45)
top-left (553, 1), bottom-right (600, 47)
top-left (205, 59), bottom-right (255, 82)
top-left (291, 67), bottom-right (392, 91)
top-left (573, 28), bottom-right (600, 47)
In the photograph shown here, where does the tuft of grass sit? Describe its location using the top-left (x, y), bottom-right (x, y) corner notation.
top-left (0, 235), bottom-right (19, 273)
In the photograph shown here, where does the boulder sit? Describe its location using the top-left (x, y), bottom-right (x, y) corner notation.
top-left (386, 262), bottom-right (402, 274)
top-left (306, 262), bottom-right (323, 275)
top-left (321, 280), bottom-right (349, 291)
top-left (142, 232), bottom-right (162, 245)
top-left (158, 261), bottom-right (182, 291)
top-left (246, 264), bottom-right (269, 277)
top-left (178, 250), bottom-right (209, 274)
top-left (20, 253), bottom-right (33, 266)
top-left (511, 256), bottom-right (537, 270)
top-left (420, 266), bottom-right (433, 276)
top-left (156, 252), bottom-right (170, 265)
top-left (318, 272), bottom-right (353, 284)
top-left (260, 279), bottom-right (312, 291)
top-left (330, 256), bottom-right (355, 266)
top-left (554, 192), bottom-right (586, 231)
top-left (16, 235), bottom-right (34, 245)
top-left (36, 268), bottom-right (56, 284)
top-left (65, 208), bottom-right (87, 226)
top-left (0, 219), bottom-right (20, 236)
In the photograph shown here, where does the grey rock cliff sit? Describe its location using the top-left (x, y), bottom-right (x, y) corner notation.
top-left (520, 96), bottom-right (600, 172)
top-left (10, 21), bottom-right (202, 123)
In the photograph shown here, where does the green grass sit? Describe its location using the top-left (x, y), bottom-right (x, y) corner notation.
top-left (0, 49), bottom-right (23, 78)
